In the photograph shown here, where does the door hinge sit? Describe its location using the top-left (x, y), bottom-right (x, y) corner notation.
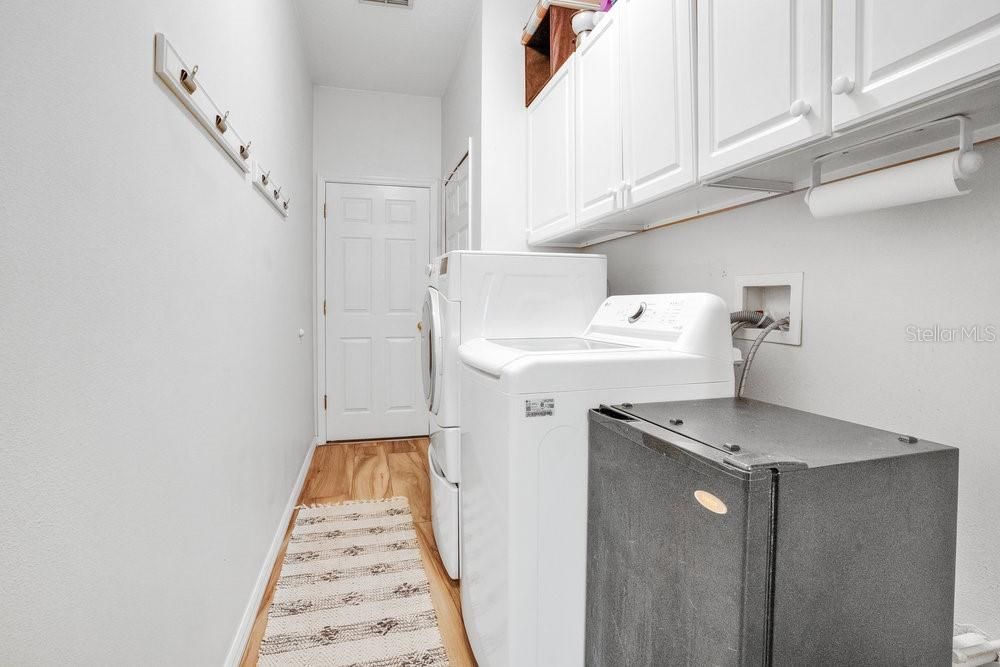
top-left (323, 395), bottom-right (328, 411)
top-left (323, 300), bottom-right (327, 316)
top-left (323, 202), bottom-right (327, 220)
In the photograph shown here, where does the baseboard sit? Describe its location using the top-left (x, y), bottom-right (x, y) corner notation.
top-left (224, 436), bottom-right (321, 667)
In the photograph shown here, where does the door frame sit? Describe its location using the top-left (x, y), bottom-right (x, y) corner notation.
top-left (314, 175), bottom-right (440, 444)
top-left (442, 150), bottom-right (470, 253)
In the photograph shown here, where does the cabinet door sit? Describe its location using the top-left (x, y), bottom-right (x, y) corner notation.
top-left (697, 0), bottom-right (830, 179)
top-left (622, 0), bottom-right (696, 208)
top-left (527, 60), bottom-right (575, 244)
top-left (832, 1), bottom-right (1000, 129)
top-left (576, 9), bottom-right (623, 225)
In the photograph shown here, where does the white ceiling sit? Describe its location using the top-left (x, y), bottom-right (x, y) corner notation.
top-left (293, 0), bottom-right (478, 97)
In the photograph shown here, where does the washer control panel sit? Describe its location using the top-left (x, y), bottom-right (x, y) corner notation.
top-left (585, 293), bottom-right (731, 357)
top-left (591, 294), bottom-right (694, 334)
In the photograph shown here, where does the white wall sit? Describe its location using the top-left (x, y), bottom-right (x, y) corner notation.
top-left (0, 1), bottom-right (314, 663)
top-left (593, 139), bottom-right (1000, 637)
top-left (438, 0), bottom-right (539, 253)
top-left (442, 5), bottom-right (482, 177)
top-left (441, 4), bottom-right (483, 249)
top-left (314, 86), bottom-right (442, 182)
top-left (479, 0), bottom-right (538, 252)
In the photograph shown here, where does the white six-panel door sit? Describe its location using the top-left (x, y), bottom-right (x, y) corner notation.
top-left (444, 155), bottom-right (471, 253)
top-left (325, 182), bottom-right (430, 441)
top-left (831, 0), bottom-right (1000, 129)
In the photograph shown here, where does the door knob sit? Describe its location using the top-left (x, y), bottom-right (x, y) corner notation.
top-left (789, 99), bottom-right (811, 117)
top-left (831, 75), bottom-right (855, 95)
top-left (416, 321), bottom-right (423, 332)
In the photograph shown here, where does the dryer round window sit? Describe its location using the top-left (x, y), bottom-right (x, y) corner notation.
top-left (420, 289), bottom-right (441, 411)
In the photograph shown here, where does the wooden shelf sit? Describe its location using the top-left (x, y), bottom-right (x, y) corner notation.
top-left (524, 1), bottom-right (598, 107)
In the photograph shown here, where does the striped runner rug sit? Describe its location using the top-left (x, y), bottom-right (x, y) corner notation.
top-left (258, 497), bottom-right (449, 666)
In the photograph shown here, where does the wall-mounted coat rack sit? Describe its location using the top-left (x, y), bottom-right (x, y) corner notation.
top-left (252, 161), bottom-right (290, 218)
top-left (154, 33), bottom-right (252, 174)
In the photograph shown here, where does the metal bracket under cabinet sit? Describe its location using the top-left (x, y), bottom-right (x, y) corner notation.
top-left (704, 177), bottom-right (795, 194)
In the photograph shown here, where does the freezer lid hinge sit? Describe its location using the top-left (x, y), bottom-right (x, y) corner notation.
top-left (723, 452), bottom-right (808, 472)
top-left (594, 404), bottom-right (637, 421)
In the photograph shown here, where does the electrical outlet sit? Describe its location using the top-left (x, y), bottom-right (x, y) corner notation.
top-left (734, 273), bottom-right (803, 346)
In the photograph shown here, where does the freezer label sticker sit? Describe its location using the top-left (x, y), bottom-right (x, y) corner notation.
top-left (525, 398), bottom-right (555, 418)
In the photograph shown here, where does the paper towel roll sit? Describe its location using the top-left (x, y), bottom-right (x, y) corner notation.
top-left (805, 150), bottom-right (979, 218)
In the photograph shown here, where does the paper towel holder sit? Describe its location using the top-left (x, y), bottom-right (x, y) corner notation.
top-left (809, 114), bottom-right (984, 189)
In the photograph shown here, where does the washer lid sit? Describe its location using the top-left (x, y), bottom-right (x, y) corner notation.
top-left (459, 337), bottom-right (639, 378)
top-left (488, 337), bottom-right (630, 352)
top-left (459, 337), bottom-right (732, 394)
top-left (458, 293), bottom-right (737, 393)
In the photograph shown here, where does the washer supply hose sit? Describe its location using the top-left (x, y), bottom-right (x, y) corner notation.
top-left (730, 310), bottom-right (776, 335)
top-left (734, 315), bottom-right (790, 398)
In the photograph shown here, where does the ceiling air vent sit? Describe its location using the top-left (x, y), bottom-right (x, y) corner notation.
top-left (359, 0), bottom-right (412, 8)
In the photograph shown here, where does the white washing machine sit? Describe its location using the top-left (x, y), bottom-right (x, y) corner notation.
top-left (420, 251), bottom-right (607, 579)
top-left (458, 293), bottom-right (736, 666)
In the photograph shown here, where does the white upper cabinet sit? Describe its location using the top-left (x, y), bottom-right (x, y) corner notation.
top-left (831, 1), bottom-right (1000, 129)
top-left (526, 0), bottom-right (1000, 248)
top-left (697, 0), bottom-right (831, 179)
top-left (527, 59), bottom-right (576, 245)
top-left (575, 10), bottom-right (624, 225)
top-left (622, 0), bottom-right (696, 208)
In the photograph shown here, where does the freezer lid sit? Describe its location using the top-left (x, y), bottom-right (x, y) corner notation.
top-left (613, 398), bottom-right (954, 469)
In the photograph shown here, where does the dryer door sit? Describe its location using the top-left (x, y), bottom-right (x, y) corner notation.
top-left (420, 288), bottom-right (443, 412)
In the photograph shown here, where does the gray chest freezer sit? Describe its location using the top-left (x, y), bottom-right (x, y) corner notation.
top-left (586, 398), bottom-right (958, 666)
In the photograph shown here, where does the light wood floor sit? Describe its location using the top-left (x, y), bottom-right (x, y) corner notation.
top-left (240, 438), bottom-right (476, 666)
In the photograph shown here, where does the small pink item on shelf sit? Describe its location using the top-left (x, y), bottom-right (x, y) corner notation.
top-left (600, 0), bottom-right (614, 10)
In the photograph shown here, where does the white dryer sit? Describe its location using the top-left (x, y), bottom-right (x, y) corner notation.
top-left (420, 251), bottom-right (607, 579)
top-left (458, 293), bottom-right (735, 666)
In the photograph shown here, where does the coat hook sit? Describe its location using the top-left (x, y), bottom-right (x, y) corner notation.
top-left (283, 196), bottom-right (291, 211)
top-left (261, 170), bottom-right (270, 186)
top-left (273, 186), bottom-right (282, 201)
top-left (239, 141), bottom-right (252, 160)
top-left (215, 110), bottom-right (229, 134)
top-left (180, 65), bottom-right (198, 93)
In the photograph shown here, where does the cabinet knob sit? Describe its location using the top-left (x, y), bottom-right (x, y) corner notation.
top-left (789, 99), bottom-right (811, 117)
top-left (831, 75), bottom-right (855, 95)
